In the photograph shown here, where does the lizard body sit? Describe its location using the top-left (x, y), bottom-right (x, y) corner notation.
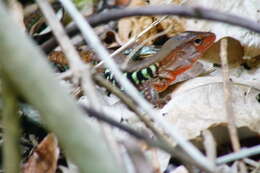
top-left (106, 31), bottom-right (216, 106)
top-left (49, 31), bottom-right (216, 106)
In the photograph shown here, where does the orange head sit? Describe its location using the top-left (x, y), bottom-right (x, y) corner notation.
top-left (187, 31), bottom-right (216, 53)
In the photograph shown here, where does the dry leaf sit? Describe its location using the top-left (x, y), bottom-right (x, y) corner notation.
top-left (161, 76), bottom-right (260, 141)
top-left (116, 0), bottom-right (131, 6)
top-left (22, 133), bottom-right (60, 173)
top-left (117, 0), bottom-right (185, 44)
top-left (48, 50), bottom-right (97, 65)
top-left (202, 37), bottom-right (244, 67)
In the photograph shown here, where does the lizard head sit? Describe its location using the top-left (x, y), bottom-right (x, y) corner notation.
top-left (187, 31), bottom-right (216, 54)
top-left (158, 31), bottom-right (216, 68)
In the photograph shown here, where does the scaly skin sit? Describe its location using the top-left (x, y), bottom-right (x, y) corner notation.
top-left (48, 31), bottom-right (216, 106)
top-left (150, 31), bottom-right (216, 92)
top-left (136, 31), bottom-right (216, 106)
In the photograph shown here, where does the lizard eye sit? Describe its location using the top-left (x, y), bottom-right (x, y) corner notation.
top-left (194, 38), bottom-right (203, 45)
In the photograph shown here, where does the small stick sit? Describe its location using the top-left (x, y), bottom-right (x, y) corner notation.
top-left (81, 105), bottom-right (214, 172)
top-left (220, 39), bottom-right (241, 152)
top-left (93, 74), bottom-right (167, 139)
top-left (94, 16), bottom-right (168, 69)
top-left (36, 0), bottom-right (85, 84)
top-left (95, 0), bottom-right (175, 69)
top-left (121, 25), bottom-right (173, 70)
top-left (202, 130), bottom-right (217, 162)
top-left (220, 39), bottom-right (247, 173)
top-left (216, 145), bottom-right (260, 165)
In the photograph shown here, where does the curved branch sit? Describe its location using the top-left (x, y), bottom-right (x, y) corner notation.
top-left (41, 5), bottom-right (260, 53)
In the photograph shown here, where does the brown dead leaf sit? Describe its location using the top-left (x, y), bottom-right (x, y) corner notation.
top-left (202, 37), bottom-right (244, 67)
top-left (48, 49), bottom-right (97, 65)
top-left (116, 0), bottom-right (131, 6)
top-left (22, 133), bottom-right (59, 173)
top-left (117, 0), bottom-right (185, 44)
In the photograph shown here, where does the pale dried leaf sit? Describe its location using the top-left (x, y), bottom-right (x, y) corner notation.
top-left (161, 76), bottom-right (260, 141)
top-left (118, 18), bottom-right (134, 43)
top-left (117, 0), bottom-right (185, 44)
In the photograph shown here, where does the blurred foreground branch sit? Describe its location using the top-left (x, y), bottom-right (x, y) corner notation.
top-left (2, 79), bottom-right (21, 173)
top-left (0, 3), bottom-right (121, 173)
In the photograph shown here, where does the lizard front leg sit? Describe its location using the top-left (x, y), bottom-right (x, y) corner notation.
top-left (152, 64), bottom-right (193, 92)
top-left (137, 81), bottom-right (169, 108)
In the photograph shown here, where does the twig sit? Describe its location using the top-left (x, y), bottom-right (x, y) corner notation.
top-left (93, 74), bottom-right (163, 136)
top-left (82, 68), bottom-right (127, 172)
top-left (59, 1), bottom-right (215, 172)
top-left (36, 0), bottom-right (85, 84)
top-left (94, 15), bottom-right (168, 69)
top-left (95, 0), bottom-right (176, 69)
top-left (88, 6), bottom-right (260, 33)
top-left (220, 39), bottom-right (241, 152)
top-left (220, 39), bottom-right (248, 173)
top-left (202, 130), bottom-right (216, 162)
top-left (216, 145), bottom-right (260, 165)
top-left (41, 5), bottom-right (260, 53)
top-left (81, 105), bottom-right (210, 168)
top-left (243, 158), bottom-right (259, 168)
top-left (94, 74), bottom-right (211, 168)
top-left (2, 79), bottom-right (21, 173)
top-left (121, 25), bottom-right (172, 70)
top-left (123, 140), bottom-right (154, 173)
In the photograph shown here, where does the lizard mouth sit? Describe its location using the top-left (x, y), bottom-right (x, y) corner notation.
top-left (202, 33), bottom-right (216, 52)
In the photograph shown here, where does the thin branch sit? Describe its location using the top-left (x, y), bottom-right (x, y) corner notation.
top-left (59, 1), bottom-right (215, 172)
top-left (220, 39), bottom-right (241, 152)
top-left (81, 105), bottom-right (213, 169)
top-left (41, 5), bottom-right (260, 53)
top-left (202, 130), bottom-right (216, 162)
top-left (121, 25), bottom-right (172, 70)
top-left (216, 145), bottom-right (260, 165)
top-left (94, 15), bottom-right (168, 69)
top-left (88, 5), bottom-right (260, 33)
top-left (123, 140), bottom-right (154, 173)
top-left (93, 74), bottom-right (165, 138)
top-left (94, 74), bottom-right (215, 168)
top-left (220, 37), bottom-right (248, 172)
top-left (243, 158), bottom-right (259, 168)
top-left (2, 79), bottom-right (21, 173)
top-left (36, 0), bottom-right (85, 84)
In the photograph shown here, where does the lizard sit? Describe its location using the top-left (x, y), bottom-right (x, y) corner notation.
top-left (105, 31), bottom-right (216, 106)
top-left (48, 31), bottom-right (216, 106)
